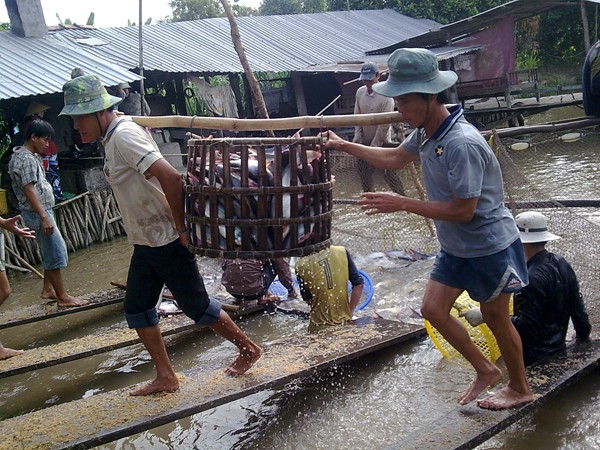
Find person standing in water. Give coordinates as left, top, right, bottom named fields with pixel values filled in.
left=321, top=48, right=532, bottom=410
left=60, top=73, right=262, bottom=396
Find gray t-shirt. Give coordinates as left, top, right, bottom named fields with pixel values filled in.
left=403, top=105, right=518, bottom=258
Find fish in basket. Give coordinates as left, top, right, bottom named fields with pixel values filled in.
left=185, top=136, right=333, bottom=259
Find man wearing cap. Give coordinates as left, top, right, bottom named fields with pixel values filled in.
left=461, top=211, right=591, bottom=366
left=117, top=82, right=151, bottom=116
left=322, top=48, right=533, bottom=410
left=60, top=74, right=262, bottom=396
left=353, top=62, right=404, bottom=195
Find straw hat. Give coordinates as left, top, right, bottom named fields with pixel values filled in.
left=24, top=101, right=50, bottom=118
left=373, top=48, right=458, bottom=98
left=515, top=211, right=561, bottom=244
left=59, top=74, right=123, bottom=116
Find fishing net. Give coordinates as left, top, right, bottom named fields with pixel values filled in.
left=328, top=123, right=600, bottom=326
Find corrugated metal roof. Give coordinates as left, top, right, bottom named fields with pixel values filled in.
left=54, top=9, right=440, bottom=74
left=0, top=9, right=439, bottom=101
left=369, top=0, right=583, bottom=54
left=0, top=31, right=141, bottom=100
left=296, top=45, right=480, bottom=73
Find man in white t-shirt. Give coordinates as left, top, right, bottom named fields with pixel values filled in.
left=353, top=62, right=404, bottom=195
left=60, top=74, right=262, bottom=396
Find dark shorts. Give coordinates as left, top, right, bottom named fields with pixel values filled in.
left=430, top=239, right=528, bottom=303
left=124, top=239, right=221, bottom=328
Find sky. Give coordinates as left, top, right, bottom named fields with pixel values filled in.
left=0, top=0, right=261, bottom=28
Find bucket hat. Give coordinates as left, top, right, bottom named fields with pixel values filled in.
left=515, top=211, right=561, bottom=244
left=373, top=48, right=458, bottom=98
left=359, top=62, right=379, bottom=81
left=25, top=101, right=50, bottom=118
left=59, top=74, right=123, bottom=116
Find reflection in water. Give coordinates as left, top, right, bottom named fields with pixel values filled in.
left=2, top=110, right=600, bottom=448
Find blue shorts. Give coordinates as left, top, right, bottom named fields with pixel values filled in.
left=124, top=239, right=222, bottom=328
left=21, top=209, right=68, bottom=270
left=430, top=239, right=528, bottom=303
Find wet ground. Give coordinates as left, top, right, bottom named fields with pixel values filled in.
left=1, top=108, right=599, bottom=449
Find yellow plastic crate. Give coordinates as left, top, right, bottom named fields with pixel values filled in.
left=0, top=189, right=8, bottom=215
left=425, top=291, right=513, bottom=365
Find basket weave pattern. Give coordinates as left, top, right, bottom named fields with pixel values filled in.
left=186, top=137, right=333, bottom=259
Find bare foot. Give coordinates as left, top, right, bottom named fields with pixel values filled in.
left=457, top=367, right=503, bottom=405
left=0, top=347, right=24, bottom=360
left=40, top=290, right=57, bottom=300
left=56, top=295, right=88, bottom=307
left=477, top=386, right=534, bottom=410
left=225, top=343, right=263, bottom=376
left=129, top=377, right=180, bottom=396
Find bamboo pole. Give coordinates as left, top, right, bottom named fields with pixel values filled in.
left=295, top=94, right=342, bottom=135
left=4, top=245, right=43, bottom=278
left=131, top=111, right=402, bottom=131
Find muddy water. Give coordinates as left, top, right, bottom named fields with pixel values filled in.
left=1, top=108, right=599, bottom=449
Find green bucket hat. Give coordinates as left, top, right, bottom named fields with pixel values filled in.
left=59, top=74, right=123, bottom=116
left=373, top=48, right=458, bottom=98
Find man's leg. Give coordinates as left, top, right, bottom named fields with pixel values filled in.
left=384, top=170, right=405, bottom=195
left=0, top=271, right=22, bottom=360
left=209, top=310, right=262, bottom=376
left=43, top=269, right=85, bottom=306
left=420, top=280, right=503, bottom=404
left=130, top=325, right=179, bottom=396
left=477, top=293, right=533, bottom=410
left=357, top=160, right=375, bottom=192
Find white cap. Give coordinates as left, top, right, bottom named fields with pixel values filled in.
left=515, top=211, right=561, bottom=244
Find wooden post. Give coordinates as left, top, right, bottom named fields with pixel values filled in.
left=219, top=0, right=275, bottom=137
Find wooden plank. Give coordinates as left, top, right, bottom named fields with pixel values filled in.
left=0, top=317, right=425, bottom=449
left=385, top=340, right=600, bottom=450
left=0, top=289, right=125, bottom=330
left=0, top=304, right=265, bottom=379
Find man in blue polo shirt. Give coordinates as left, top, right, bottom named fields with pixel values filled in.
left=322, top=48, right=532, bottom=411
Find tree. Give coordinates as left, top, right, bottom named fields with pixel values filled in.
left=260, top=0, right=327, bottom=16
left=169, top=0, right=224, bottom=20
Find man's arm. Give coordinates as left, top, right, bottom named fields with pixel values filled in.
left=145, top=159, right=187, bottom=245
left=271, top=258, right=296, bottom=297
left=359, top=192, right=478, bottom=223
left=0, top=216, right=35, bottom=239
left=324, top=130, right=418, bottom=170
left=22, top=183, right=54, bottom=235
left=560, top=260, right=592, bottom=341
left=346, top=250, right=364, bottom=313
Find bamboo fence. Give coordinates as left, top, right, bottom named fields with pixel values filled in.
left=2, top=190, right=126, bottom=275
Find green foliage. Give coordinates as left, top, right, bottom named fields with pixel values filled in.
left=536, top=8, right=585, bottom=66
left=0, top=22, right=9, bottom=31
left=516, top=49, right=540, bottom=70
left=86, top=12, right=95, bottom=26
left=390, top=0, right=505, bottom=24
left=260, top=0, right=327, bottom=16
left=169, top=0, right=224, bottom=21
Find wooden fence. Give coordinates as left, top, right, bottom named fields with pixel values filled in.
left=2, top=190, right=126, bottom=275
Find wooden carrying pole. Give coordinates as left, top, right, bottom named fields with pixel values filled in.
left=131, top=111, right=402, bottom=131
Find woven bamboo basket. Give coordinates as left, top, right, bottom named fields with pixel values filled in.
left=186, top=136, right=333, bottom=259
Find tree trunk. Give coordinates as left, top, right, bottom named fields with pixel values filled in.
left=582, top=0, right=591, bottom=51
left=220, top=0, right=275, bottom=137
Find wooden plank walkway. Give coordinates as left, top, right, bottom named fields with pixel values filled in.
left=0, top=288, right=124, bottom=330
left=0, top=317, right=424, bottom=450
left=385, top=340, right=600, bottom=450
left=0, top=303, right=265, bottom=379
